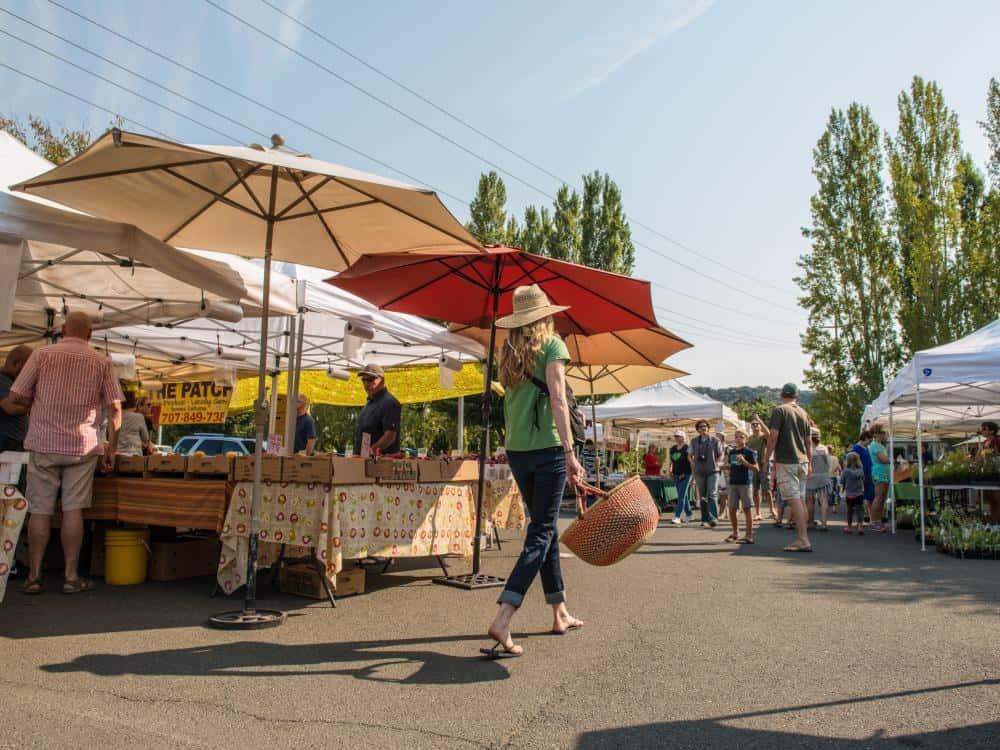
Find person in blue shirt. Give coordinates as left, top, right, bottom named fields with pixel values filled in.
left=293, top=394, right=317, bottom=454
left=849, top=430, right=874, bottom=522
left=725, top=428, right=758, bottom=543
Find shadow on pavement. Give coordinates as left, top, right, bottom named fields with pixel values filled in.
left=39, top=634, right=512, bottom=685
left=740, top=525, right=1000, bottom=613
left=575, top=719, right=1000, bottom=749
left=576, top=679, right=1000, bottom=748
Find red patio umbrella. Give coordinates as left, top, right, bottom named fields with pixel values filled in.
left=329, top=246, right=662, bottom=587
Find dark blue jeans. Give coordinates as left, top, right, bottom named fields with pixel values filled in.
left=499, top=447, right=567, bottom=608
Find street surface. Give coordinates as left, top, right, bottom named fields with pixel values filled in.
left=1, top=514, right=997, bottom=748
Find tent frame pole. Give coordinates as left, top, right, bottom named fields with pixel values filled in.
left=283, top=314, right=298, bottom=454
left=889, top=404, right=895, bottom=535
left=915, top=365, right=926, bottom=552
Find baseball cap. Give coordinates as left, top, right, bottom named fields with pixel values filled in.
left=358, top=363, right=385, bottom=380
left=780, top=382, right=798, bottom=397
left=673, top=430, right=685, bottom=437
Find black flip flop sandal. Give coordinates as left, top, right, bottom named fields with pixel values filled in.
left=480, top=641, right=523, bottom=659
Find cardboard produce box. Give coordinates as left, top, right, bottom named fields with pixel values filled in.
left=417, top=459, right=444, bottom=482
left=186, top=455, right=233, bottom=476
left=232, top=454, right=283, bottom=482
left=147, top=454, right=187, bottom=474
left=278, top=563, right=365, bottom=599
left=440, top=459, right=480, bottom=482
left=147, top=536, right=222, bottom=581
left=115, top=454, right=147, bottom=474
left=331, top=456, right=374, bottom=485
left=282, top=455, right=333, bottom=483
left=366, top=458, right=418, bottom=483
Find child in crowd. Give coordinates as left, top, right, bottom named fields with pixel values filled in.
left=725, top=428, right=758, bottom=543
left=841, top=452, right=866, bottom=534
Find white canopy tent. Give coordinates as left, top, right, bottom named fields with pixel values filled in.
left=861, top=318, right=1000, bottom=549
left=1, top=132, right=294, bottom=344
left=592, top=379, right=745, bottom=436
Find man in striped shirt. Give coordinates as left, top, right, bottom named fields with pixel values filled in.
left=7, top=311, right=123, bottom=594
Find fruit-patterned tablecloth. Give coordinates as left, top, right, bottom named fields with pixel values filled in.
left=216, top=478, right=525, bottom=595
left=1, top=485, right=28, bottom=603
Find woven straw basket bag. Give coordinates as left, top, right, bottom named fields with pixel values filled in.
left=559, top=476, right=659, bottom=566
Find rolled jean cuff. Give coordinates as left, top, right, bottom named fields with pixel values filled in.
left=497, top=589, right=524, bottom=607
left=544, top=590, right=566, bottom=605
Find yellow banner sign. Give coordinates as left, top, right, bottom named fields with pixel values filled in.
left=152, top=381, right=233, bottom=425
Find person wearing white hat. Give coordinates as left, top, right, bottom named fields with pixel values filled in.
left=483, top=284, right=585, bottom=659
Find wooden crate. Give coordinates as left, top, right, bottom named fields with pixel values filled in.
left=232, top=455, right=283, bottom=482
left=147, top=454, right=187, bottom=474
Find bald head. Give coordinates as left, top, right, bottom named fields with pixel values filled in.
left=2, top=345, right=32, bottom=377
left=63, top=311, right=93, bottom=341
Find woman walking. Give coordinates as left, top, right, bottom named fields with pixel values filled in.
left=484, top=285, right=586, bottom=659
left=668, top=430, right=694, bottom=524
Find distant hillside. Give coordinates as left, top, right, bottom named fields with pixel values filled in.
left=694, top=385, right=815, bottom=407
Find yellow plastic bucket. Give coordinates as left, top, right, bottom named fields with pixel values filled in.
left=104, top=529, right=149, bottom=585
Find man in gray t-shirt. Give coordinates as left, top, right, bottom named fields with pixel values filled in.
left=690, top=419, right=722, bottom=526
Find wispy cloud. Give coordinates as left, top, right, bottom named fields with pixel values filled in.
left=567, top=0, right=715, bottom=99
left=276, top=0, right=310, bottom=50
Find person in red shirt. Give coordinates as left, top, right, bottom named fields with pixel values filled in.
left=643, top=444, right=661, bottom=476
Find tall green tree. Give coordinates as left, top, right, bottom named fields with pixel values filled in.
left=466, top=171, right=517, bottom=245
left=1, top=114, right=93, bottom=164
left=982, top=77, right=1000, bottom=184
left=798, top=104, right=902, bottom=446
left=517, top=172, right=635, bottom=274
left=886, top=76, right=965, bottom=352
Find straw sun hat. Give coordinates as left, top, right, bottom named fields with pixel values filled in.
left=495, top=284, right=570, bottom=329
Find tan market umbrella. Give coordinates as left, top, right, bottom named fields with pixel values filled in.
left=567, top=364, right=687, bottom=485
left=14, top=129, right=481, bottom=627
left=449, top=324, right=691, bottom=365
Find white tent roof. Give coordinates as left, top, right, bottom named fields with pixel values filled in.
left=0, top=132, right=295, bottom=346
left=97, top=276, right=485, bottom=380
left=592, top=379, right=745, bottom=432
left=862, top=318, right=1000, bottom=435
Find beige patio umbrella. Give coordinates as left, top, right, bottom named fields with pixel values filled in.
left=14, top=129, right=481, bottom=627
left=567, top=363, right=687, bottom=486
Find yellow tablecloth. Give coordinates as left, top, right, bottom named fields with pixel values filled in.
left=1, top=485, right=28, bottom=603
left=216, top=475, right=524, bottom=595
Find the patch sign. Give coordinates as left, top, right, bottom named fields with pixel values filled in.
left=152, top=381, right=233, bottom=425
left=922, top=368, right=933, bottom=377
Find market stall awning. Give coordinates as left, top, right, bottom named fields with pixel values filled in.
left=593, top=378, right=745, bottom=433
left=862, top=318, right=1000, bottom=435
left=229, top=363, right=484, bottom=409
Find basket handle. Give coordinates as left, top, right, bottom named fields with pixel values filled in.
left=574, top=480, right=608, bottom=519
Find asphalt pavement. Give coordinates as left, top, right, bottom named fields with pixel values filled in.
left=1, top=510, right=997, bottom=749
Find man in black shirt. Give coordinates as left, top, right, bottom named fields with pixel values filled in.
left=0, top=346, right=32, bottom=451
left=355, top=364, right=402, bottom=455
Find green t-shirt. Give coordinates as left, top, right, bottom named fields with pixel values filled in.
left=747, top=434, right=768, bottom=465
left=503, top=336, right=570, bottom=452
left=869, top=441, right=890, bottom=483
left=767, top=402, right=811, bottom=465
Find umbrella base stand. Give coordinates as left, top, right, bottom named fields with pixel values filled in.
left=432, top=573, right=506, bottom=590
left=207, top=608, right=287, bottom=630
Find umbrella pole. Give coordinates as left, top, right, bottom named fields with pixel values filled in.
left=435, top=258, right=505, bottom=589
left=209, top=175, right=286, bottom=629
left=590, top=366, right=601, bottom=489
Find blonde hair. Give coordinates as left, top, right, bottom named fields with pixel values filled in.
left=844, top=452, right=861, bottom=469
left=498, top=317, right=555, bottom=389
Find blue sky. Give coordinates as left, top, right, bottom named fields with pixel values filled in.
left=2, top=0, right=997, bottom=386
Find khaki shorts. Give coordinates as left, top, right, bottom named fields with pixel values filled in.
left=774, top=463, right=807, bottom=502
left=26, top=452, right=99, bottom=515
left=729, top=484, right=753, bottom=510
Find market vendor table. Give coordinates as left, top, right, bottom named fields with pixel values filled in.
left=1, top=484, right=28, bottom=603
left=216, top=473, right=524, bottom=596
left=86, top=477, right=231, bottom=533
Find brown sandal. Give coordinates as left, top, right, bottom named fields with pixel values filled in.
left=21, top=578, right=43, bottom=595
left=62, top=577, right=96, bottom=594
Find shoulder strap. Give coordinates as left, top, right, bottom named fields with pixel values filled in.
left=530, top=376, right=549, bottom=396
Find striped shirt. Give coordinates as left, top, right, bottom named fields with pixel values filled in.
left=11, top=338, right=124, bottom=456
